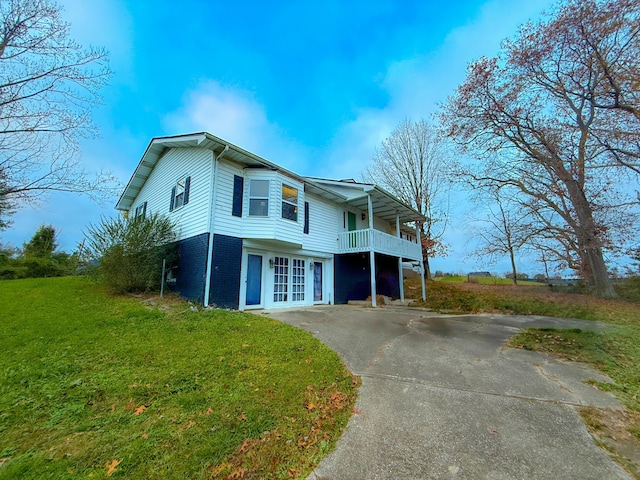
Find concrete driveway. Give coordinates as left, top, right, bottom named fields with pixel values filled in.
left=264, top=305, right=630, bottom=480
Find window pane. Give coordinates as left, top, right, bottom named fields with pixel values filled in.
left=282, top=202, right=298, bottom=221
left=282, top=184, right=298, bottom=204
left=249, top=198, right=269, bottom=216
left=175, top=192, right=185, bottom=208
left=250, top=180, right=269, bottom=197
left=274, top=256, right=288, bottom=302
left=292, top=258, right=305, bottom=302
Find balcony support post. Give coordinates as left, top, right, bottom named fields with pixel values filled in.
left=416, top=225, right=426, bottom=301
left=368, top=194, right=377, bottom=307
left=396, top=213, right=404, bottom=302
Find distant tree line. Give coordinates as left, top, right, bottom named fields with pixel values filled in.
left=0, top=225, right=79, bottom=279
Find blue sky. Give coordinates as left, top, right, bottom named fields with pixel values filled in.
left=2, top=0, right=560, bottom=275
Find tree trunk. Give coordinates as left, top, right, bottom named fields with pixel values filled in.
left=571, top=189, right=616, bottom=298
left=586, top=245, right=616, bottom=298
left=509, top=246, right=518, bottom=286
left=555, top=163, right=617, bottom=298
left=423, top=254, right=432, bottom=280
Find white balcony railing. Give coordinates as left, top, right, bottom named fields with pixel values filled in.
left=337, top=228, right=421, bottom=260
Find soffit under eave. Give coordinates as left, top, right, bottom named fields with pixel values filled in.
left=345, top=193, right=424, bottom=224
left=115, top=144, right=166, bottom=211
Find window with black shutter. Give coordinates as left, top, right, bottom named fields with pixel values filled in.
left=169, top=176, right=191, bottom=211
left=134, top=201, right=147, bottom=219
left=232, top=175, right=243, bottom=217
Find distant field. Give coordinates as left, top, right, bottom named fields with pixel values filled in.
left=0, top=277, right=357, bottom=479
left=434, top=275, right=543, bottom=286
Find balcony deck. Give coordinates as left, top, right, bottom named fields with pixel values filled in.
left=337, top=228, right=421, bottom=260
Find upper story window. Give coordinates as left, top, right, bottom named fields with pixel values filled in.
left=249, top=179, right=269, bottom=216
left=281, top=184, right=298, bottom=221
left=170, top=176, right=190, bottom=211
left=134, top=201, right=147, bottom=220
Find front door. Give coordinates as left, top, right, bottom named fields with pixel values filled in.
left=348, top=211, right=356, bottom=231
left=347, top=211, right=357, bottom=248
left=246, top=254, right=262, bottom=307
left=313, top=262, right=323, bottom=302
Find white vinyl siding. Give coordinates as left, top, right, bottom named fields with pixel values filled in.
left=130, top=147, right=213, bottom=240
left=212, top=160, right=244, bottom=238
left=213, top=162, right=308, bottom=245
left=242, top=171, right=279, bottom=239
left=239, top=171, right=304, bottom=246
left=373, top=214, right=394, bottom=234
left=301, top=192, right=339, bottom=253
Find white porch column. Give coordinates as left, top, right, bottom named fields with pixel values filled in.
left=416, top=225, right=426, bottom=301
left=368, top=194, right=377, bottom=307
left=396, top=213, right=404, bottom=302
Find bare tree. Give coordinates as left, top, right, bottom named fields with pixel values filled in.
left=0, top=168, right=13, bottom=230
left=363, top=118, right=450, bottom=279
left=441, top=0, right=640, bottom=298
left=468, top=188, right=530, bottom=285
left=0, top=0, right=114, bottom=228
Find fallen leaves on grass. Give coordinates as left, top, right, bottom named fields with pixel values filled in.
left=209, top=384, right=356, bottom=479
left=105, top=459, right=121, bottom=477
left=227, top=467, right=248, bottom=479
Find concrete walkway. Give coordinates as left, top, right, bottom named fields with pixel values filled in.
left=264, top=305, right=630, bottom=480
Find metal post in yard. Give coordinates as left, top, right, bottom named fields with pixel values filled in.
left=160, top=258, right=166, bottom=297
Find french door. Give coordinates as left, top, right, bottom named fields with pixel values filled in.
left=273, top=256, right=305, bottom=305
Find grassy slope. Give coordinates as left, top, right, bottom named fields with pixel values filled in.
left=0, top=277, right=357, bottom=479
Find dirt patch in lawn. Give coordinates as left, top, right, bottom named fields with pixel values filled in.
left=580, top=407, right=640, bottom=478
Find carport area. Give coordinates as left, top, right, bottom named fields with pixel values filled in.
left=264, top=305, right=630, bottom=480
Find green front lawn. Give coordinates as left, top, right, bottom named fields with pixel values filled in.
left=0, top=277, right=357, bottom=479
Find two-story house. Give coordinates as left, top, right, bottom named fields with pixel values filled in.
left=116, top=132, right=426, bottom=310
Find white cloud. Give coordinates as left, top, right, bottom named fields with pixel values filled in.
left=164, top=82, right=270, bottom=150
left=163, top=81, right=311, bottom=173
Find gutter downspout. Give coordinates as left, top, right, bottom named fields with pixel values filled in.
left=396, top=213, right=404, bottom=302
left=204, top=145, right=229, bottom=307
left=368, top=194, right=377, bottom=307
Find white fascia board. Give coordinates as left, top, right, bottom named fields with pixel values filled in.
left=115, top=133, right=208, bottom=211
